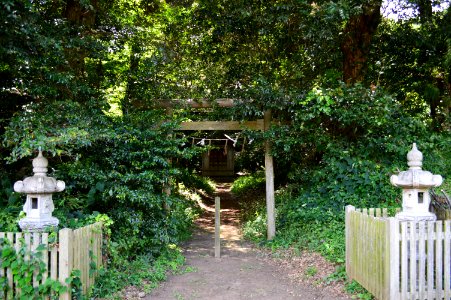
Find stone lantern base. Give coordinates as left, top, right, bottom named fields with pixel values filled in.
left=395, top=211, right=436, bottom=222
left=18, top=216, right=59, bottom=232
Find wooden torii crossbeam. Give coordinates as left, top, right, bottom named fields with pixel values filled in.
left=154, top=98, right=236, bottom=108
left=160, top=99, right=275, bottom=240
left=179, top=119, right=264, bottom=131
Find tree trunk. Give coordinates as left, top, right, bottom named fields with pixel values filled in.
left=417, top=0, right=433, bottom=24
left=122, top=43, right=141, bottom=115
left=63, top=0, right=98, bottom=76
left=341, top=1, right=382, bottom=84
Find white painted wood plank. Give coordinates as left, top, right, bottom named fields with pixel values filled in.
left=401, top=222, right=408, bottom=300
left=59, top=228, right=73, bottom=300
left=374, top=217, right=380, bottom=297
left=50, top=241, right=58, bottom=280
left=356, top=212, right=362, bottom=283
left=444, top=221, right=451, bottom=300
left=427, top=221, right=434, bottom=300
left=377, top=218, right=385, bottom=299
left=367, top=215, right=373, bottom=294
left=363, top=212, right=368, bottom=289
left=41, top=233, right=49, bottom=284
left=345, top=206, right=355, bottom=279
left=436, top=221, right=443, bottom=300
left=418, top=222, right=426, bottom=300
left=32, top=232, right=40, bottom=287
left=388, top=218, right=400, bottom=300
left=408, top=222, right=416, bottom=300
left=15, top=232, right=23, bottom=296
left=6, top=232, right=14, bottom=300
left=0, top=232, right=4, bottom=290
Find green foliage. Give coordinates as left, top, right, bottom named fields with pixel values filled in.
left=92, top=245, right=186, bottom=298
left=345, top=280, right=374, bottom=300
left=0, top=238, right=67, bottom=299
left=242, top=211, right=267, bottom=243
left=67, top=269, right=86, bottom=300
left=369, top=8, right=451, bottom=128
left=179, top=172, right=216, bottom=195
left=0, top=171, right=22, bottom=232
left=233, top=172, right=267, bottom=242
left=231, top=171, right=265, bottom=196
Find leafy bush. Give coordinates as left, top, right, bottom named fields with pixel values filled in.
left=231, top=171, right=266, bottom=196
left=242, top=211, right=267, bottom=243
left=0, top=171, right=22, bottom=232
left=91, top=245, right=186, bottom=298
left=179, top=171, right=216, bottom=195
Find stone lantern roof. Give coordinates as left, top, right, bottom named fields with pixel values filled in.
left=390, top=143, right=442, bottom=189
left=14, top=151, right=65, bottom=194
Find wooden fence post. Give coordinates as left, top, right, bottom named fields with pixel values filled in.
left=59, top=228, right=73, bottom=300
left=215, top=197, right=221, bottom=258
left=387, top=218, right=399, bottom=300
left=345, top=205, right=355, bottom=280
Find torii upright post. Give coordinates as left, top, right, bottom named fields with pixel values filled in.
left=264, top=110, right=275, bottom=240
left=163, top=107, right=172, bottom=211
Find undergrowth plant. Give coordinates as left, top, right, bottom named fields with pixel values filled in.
left=0, top=238, right=69, bottom=299
left=91, top=244, right=187, bottom=298
left=231, top=171, right=265, bottom=196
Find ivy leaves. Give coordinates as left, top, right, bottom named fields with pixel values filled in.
left=0, top=239, right=67, bottom=299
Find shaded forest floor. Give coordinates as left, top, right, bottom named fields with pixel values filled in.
left=126, top=180, right=352, bottom=299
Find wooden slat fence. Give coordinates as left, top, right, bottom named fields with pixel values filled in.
left=0, top=222, right=102, bottom=299
left=346, top=205, right=451, bottom=300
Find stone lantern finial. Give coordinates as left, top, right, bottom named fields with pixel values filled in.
left=407, top=143, right=422, bottom=170
left=32, top=150, right=48, bottom=175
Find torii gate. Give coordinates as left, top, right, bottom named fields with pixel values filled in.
left=155, top=99, right=276, bottom=240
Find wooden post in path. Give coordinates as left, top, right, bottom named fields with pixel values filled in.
left=215, top=196, right=221, bottom=258
left=264, top=110, right=275, bottom=240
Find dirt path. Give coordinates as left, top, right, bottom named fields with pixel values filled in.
left=147, top=182, right=351, bottom=300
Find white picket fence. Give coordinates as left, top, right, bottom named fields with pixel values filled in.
left=0, top=222, right=103, bottom=299
left=346, top=205, right=451, bottom=300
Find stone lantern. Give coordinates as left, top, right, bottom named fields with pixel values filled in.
left=390, top=143, right=443, bottom=222
left=14, top=150, right=65, bottom=232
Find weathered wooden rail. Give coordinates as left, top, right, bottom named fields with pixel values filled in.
left=0, top=222, right=103, bottom=299
left=346, top=205, right=451, bottom=300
